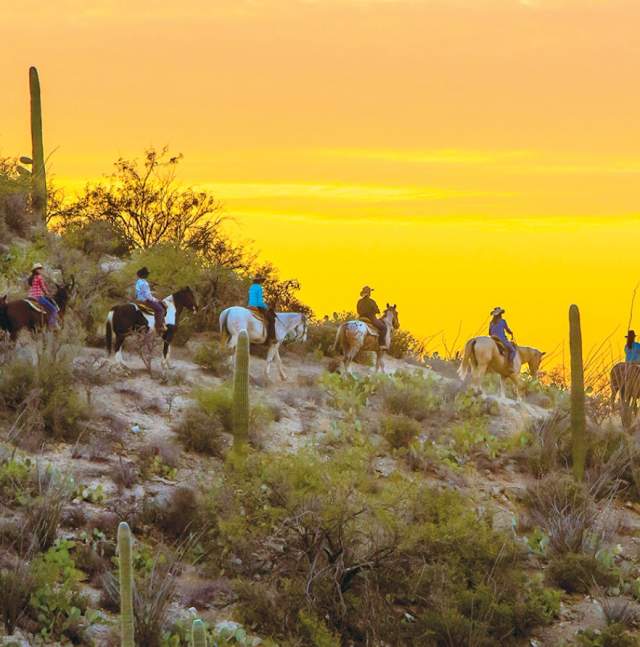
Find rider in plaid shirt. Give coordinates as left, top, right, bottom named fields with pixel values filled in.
left=27, top=263, right=58, bottom=328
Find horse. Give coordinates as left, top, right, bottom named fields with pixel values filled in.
left=333, top=304, right=400, bottom=374
left=218, top=307, right=308, bottom=381
left=0, top=280, right=75, bottom=341
left=458, top=336, right=545, bottom=400
left=610, top=362, right=640, bottom=426
left=105, top=287, right=197, bottom=370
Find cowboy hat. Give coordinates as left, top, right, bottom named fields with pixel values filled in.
left=137, top=267, right=149, bottom=278
left=253, top=275, right=266, bottom=283
left=31, top=262, right=44, bottom=272
left=490, top=307, right=505, bottom=316
left=626, top=330, right=636, bottom=339
left=360, top=286, right=374, bottom=296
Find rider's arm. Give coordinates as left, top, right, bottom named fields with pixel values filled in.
left=504, top=321, right=514, bottom=337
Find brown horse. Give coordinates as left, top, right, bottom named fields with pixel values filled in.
left=334, top=304, right=400, bottom=373
left=458, top=336, right=545, bottom=399
left=0, top=281, right=74, bottom=341
left=610, top=362, right=640, bottom=425
left=105, top=287, right=197, bottom=369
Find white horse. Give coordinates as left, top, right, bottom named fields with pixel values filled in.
left=218, top=307, right=307, bottom=380
left=334, top=304, right=399, bottom=374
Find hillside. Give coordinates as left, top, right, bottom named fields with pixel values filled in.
left=2, top=324, right=640, bottom=646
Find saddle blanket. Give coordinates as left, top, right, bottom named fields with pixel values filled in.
left=129, top=297, right=176, bottom=328
left=22, top=298, right=58, bottom=314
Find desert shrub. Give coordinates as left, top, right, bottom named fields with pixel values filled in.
left=208, top=447, right=558, bottom=645
left=60, top=220, right=129, bottom=258
left=321, top=372, right=382, bottom=417
left=193, top=339, right=231, bottom=376
left=380, top=413, right=421, bottom=449
left=380, top=370, right=440, bottom=421
left=515, top=411, right=571, bottom=477
left=388, top=328, right=425, bottom=360
left=0, top=456, right=34, bottom=505
left=0, top=560, right=36, bottom=634
left=154, top=487, right=202, bottom=539
left=174, top=406, right=225, bottom=456
left=577, top=624, right=639, bottom=647
left=304, top=319, right=341, bottom=357
left=0, top=358, right=36, bottom=409
left=29, top=539, right=90, bottom=643
left=547, top=553, right=616, bottom=594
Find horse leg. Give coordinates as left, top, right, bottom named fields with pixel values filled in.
left=161, top=327, right=175, bottom=370
left=275, top=344, right=287, bottom=381
left=265, top=343, right=278, bottom=381
left=375, top=350, right=384, bottom=372
left=498, top=376, right=506, bottom=399
left=510, top=375, right=522, bottom=401
left=114, top=334, right=127, bottom=366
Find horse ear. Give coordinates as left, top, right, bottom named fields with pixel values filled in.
left=540, top=351, right=546, bottom=356
left=393, top=304, right=397, bottom=309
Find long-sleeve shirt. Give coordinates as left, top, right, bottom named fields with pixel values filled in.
left=28, top=274, right=48, bottom=298
left=625, top=342, right=640, bottom=363
left=248, top=283, right=266, bottom=308
left=135, top=278, right=153, bottom=301
left=357, top=296, right=380, bottom=320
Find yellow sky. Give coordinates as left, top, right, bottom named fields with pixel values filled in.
left=2, top=0, right=640, bottom=366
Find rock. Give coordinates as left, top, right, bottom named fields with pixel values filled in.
left=99, top=255, right=127, bottom=273
left=492, top=509, right=516, bottom=533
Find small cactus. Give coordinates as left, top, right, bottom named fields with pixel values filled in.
left=232, top=330, right=250, bottom=448
left=29, top=66, right=47, bottom=223
left=117, top=521, right=135, bottom=647
left=569, top=304, right=586, bottom=481
left=191, top=618, right=208, bottom=647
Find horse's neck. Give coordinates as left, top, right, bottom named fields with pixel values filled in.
left=276, top=312, right=302, bottom=331
left=381, top=311, right=394, bottom=327
left=517, top=346, right=535, bottom=362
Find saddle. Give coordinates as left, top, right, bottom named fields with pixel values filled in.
left=132, top=301, right=166, bottom=316
left=358, top=317, right=381, bottom=338
left=491, top=336, right=510, bottom=357
left=247, top=306, right=267, bottom=323
left=23, top=298, right=50, bottom=315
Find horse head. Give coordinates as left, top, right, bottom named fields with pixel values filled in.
left=175, top=286, right=198, bottom=313
left=527, top=349, right=546, bottom=377
left=384, top=303, right=400, bottom=330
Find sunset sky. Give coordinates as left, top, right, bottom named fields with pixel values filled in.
left=2, top=0, right=640, bottom=366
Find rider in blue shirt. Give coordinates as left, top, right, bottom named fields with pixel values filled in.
left=248, top=276, right=276, bottom=343
left=489, top=306, right=516, bottom=371
left=625, top=330, right=640, bottom=363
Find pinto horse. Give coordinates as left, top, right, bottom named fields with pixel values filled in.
left=0, top=280, right=74, bottom=341
left=458, top=336, right=545, bottom=400
left=334, top=304, right=400, bottom=374
left=218, top=306, right=307, bottom=381
left=105, top=287, right=197, bottom=369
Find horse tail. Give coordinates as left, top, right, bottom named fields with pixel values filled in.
left=458, top=339, right=477, bottom=380
left=333, top=323, right=345, bottom=354
left=106, top=309, right=114, bottom=355
left=219, top=309, right=230, bottom=345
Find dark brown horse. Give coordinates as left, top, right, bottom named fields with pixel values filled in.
left=0, top=281, right=74, bottom=341
left=105, top=287, right=197, bottom=369
left=611, top=362, right=640, bottom=426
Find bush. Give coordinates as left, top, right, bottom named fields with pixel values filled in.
left=0, top=561, right=36, bottom=634
left=380, top=371, right=440, bottom=421
left=193, top=339, right=231, bottom=377
left=380, top=413, right=421, bottom=449
left=155, top=487, right=202, bottom=539
left=547, top=553, right=616, bottom=594
left=388, top=328, right=424, bottom=360
left=577, top=624, right=639, bottom=647
left=174, top=406, right=226, bottom=456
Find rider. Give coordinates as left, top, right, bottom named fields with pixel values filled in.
left=489, top=306, right=516, bottom=371
left=356, top=286, right=389, bottom=349
left=27, top=262, right=58, bottom=329
left=135, top=267, right=165, bottom=333
left=625, top=330, right=640, bottom=363
left=248, top=276, right=276, bottom=344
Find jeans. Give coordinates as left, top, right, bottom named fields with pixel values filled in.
left=37, top=296, right=58, bottom=327
left=145, top=299, right=165, bottom=330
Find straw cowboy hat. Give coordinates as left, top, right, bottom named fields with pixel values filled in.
left=490, top=307, right=505, bottom=316
left=360, top=286, right=374, bottom=297
left=31, top=262, right=44, bottom=272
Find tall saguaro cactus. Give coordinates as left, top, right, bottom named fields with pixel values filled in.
left=232, top=330, right=250, bottom=448
left=569, top=304, right=586, bottom=481
left=117, top=522, right=135, bottom=647
left=191, top=619, right=208, bottom=647
left=29, top=66, right=47, bottom=223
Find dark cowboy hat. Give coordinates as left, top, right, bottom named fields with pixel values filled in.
left=490, top=307, right=505, bottom=317
left=253, top=275, right=266, bottom=283
left=626, top=330, right=636, bottom=339
left=137, top=267, right=150, bottom=278
left=360, top=286, right=374, bottom=296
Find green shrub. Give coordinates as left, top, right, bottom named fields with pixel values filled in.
left=61, top=220, right=129, bottom=258
left=380, top=413, right=421, bottom=449
left=380, top=371, right=440, bottom=421
left=193, top=340, right=231, bottom=377
left=577, top=624, right=639, bottom=647
left=547, top=553, right=616, bottom=593
left=0, top=561, right=36, bottom=634
left=174, top=406, right=225, bottom=456
left=388, top=328, right=424, bottom=360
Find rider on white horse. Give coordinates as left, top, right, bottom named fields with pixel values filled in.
left=356, top=286, right=390, bottom=349
left=248, top=276, right=276, bottom=344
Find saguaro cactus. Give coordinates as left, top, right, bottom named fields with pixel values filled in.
left=29, top=66, right=47, bottom=223
left=117, top=522, right=135, bottom=647
left=232, top=330, right=250, bottom=448
left=569, top=304, right=586, bottom=481
left=191, top=618, right=208, bottom=647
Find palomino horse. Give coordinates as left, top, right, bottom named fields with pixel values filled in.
left=458, top=336, right=545, bottom=399
left=218, top=307, right=307, bottom=381
left=105, top=287, right=197, bottom=369
left=0, top=281, right=74, bottom=341
left=610, top=362, right=640, bottom=426
left=334, top=304, right=400, bottom=374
